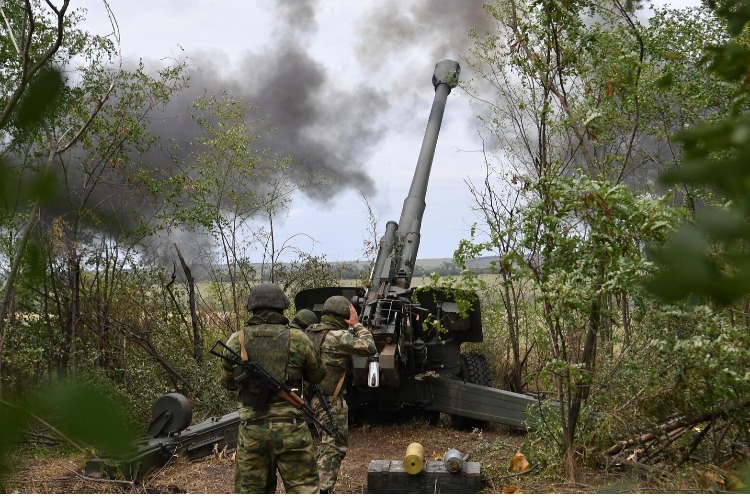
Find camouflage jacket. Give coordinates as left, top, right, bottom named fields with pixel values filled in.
left=221, top=312, right=325, bottom=421
left=307, top=315, right=376, bottom=397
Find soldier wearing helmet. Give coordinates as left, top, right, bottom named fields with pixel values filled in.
left=291, top=308, right=318, bottom=331
left=305, top=295, right=376, bottom=494
left=220, top=283, right=325, bottom=494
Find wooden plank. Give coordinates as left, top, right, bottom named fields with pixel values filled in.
left=367, top=460, right=481, bottom=494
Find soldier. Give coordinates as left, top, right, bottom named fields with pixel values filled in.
left=291, top=309, right=318, bottom=332
left=220, top=283, right=326, bottom=494
left=306, top=295, right=376, bottom=494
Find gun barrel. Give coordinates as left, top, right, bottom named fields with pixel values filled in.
left=397, top=63, right=458, bottom=232
left=369, top=60, right=460, bottom=294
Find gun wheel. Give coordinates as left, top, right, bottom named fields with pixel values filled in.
left=451, top=353, right=491, bottom=430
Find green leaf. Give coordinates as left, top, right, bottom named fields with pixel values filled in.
left=696, top=206, right=746, bottom=241
left=645, top=226, right=718, bottom=302
left=23, top=239, right=45, bottom=283
left=655, top=72, right=674, bottom=89
left=33, top=382, right=136, bottom=456
left=0, top=404, right=30, bottom=482
left=15, top=67, right=65, bottom=129
left=27, top=169, right=60, bottom=205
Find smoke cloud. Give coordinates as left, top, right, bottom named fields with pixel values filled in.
left=138, top=0, right=493, bottom=204
left=61, top=0, right=495, bottom=270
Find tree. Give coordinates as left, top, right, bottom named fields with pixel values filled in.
left=1, top=0, right=75, bottom=361
left=648, top=0, right=750, bottom=305
left=0, top=1, right=193, bottom=468
left=642, top=0, right=750, bottom=466
left=0, top=0, right=191, bottom=386
left=167, top=91, right=330, bottom=331
left=0, top=0, right=116, bottom=385
left=275, top=252, right=341, bottom=305
left=460, top=0, right=728, bottom=480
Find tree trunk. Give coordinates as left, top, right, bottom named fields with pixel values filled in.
left=66, top=248, right=81, bottom=375
left=564, top=446, right=578, bottom=483
left=621, top=291, right=631, bottom=347
left=564, top=293, right=602, bottom=483
left=501, top=270, right=523, bottom=392
left=175, top=244, right=202, bottom=365
left=0, top=218, right=37, bottom=382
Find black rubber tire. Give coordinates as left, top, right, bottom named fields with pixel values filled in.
left=462, top=353, right=491, bottom=386
left=451, top=353, right=491, bottom=430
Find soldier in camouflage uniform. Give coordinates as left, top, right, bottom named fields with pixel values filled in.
left=220, top=284, right=326, bottom=494
left=306, top=296, right=376, bottom=493
left=291, top=309, right=318, bottom=332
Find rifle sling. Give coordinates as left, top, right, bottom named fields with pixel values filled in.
left=239, top=329, right=248, bottom=362
left=332, top=373, right=346, bottom=399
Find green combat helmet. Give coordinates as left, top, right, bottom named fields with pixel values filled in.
left=292, top=309, right=317, bottom=329
left=246, top=283, right=290, bottom=312
left=322, top=295, right=351, bottom=319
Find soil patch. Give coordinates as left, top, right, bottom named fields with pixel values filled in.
left=7, top=413, right=718, bottom=494
left=5, top=415, right=531, bottom=494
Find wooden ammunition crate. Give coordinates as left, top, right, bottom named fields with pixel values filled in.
left=367, top=459, right=482, bottom=494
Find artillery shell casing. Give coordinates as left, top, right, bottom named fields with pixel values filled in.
left=404, top=442, right=424, bottom=475
left=444, top=448, right=463, bottom=473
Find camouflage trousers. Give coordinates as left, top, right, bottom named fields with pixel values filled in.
left=311, top=395, right=349, bottom=492
left=234, top=417, right=319, bottom=494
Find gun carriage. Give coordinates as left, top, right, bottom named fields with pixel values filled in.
left=294, top=60, right=537, bottom=429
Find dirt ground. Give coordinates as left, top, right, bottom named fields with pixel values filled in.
left=6, top=413, right=737, bottom=494
left=3, top=415, right=542, bottom=494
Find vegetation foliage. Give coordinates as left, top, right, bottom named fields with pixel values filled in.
left=1, top=0, right=750, bottom=493
left=449, top=0, right=750, bottom=486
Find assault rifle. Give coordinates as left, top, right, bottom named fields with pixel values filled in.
left=309, top=383, right=343, bottom=442
left=209, top=339, right=339, bottom=439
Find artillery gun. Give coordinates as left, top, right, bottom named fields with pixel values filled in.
left=295, top=60, right=538, bottom=428
left=82, top=60, right=539, bottom=483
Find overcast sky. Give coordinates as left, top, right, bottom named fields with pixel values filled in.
left=74, top=0, right=696, bottom=263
